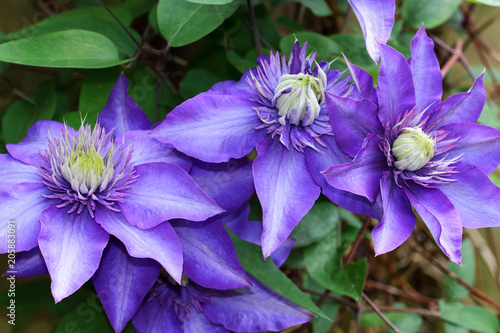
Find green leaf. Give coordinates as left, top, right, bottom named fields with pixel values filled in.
left=465, top=0, right=500, bottom=6
left=226, top=51, right=257, bottom=73
left=292, top=0, right=332, bottom=17
left=2, top=81, right=57, bottom=143
left=280, top=32, right=340, bottom=62
left=389, top=314, right=423, bottom=333
left=445, top=239, right=475, bottom=301
left=54, top=297, right=115, bottom=333
left=439, top=300, right=500, bottom=333
left=402, top=0, right=462, bottom=29
left=184, top=0, right=235, bottom=4
left=7, top=6, right=140, bottom=56
left=478, top=101, right=500, bottom=129
left=228, top=228, right=332, bottom=321
left=123, top=0, right=158, bottom=17
left=54, top=111, right=97, bottom=130
left=304, top=227, right=367, bottom=301
left=179, top=68, right=222, bottom=100
left=157, top=0, right=239, bottom=47
left=0, top=30, right=9, bottom=72
left=79, top=68, right=122, bottom=117
left=291, top=201, right=339, bottom=248
left=0, top=30, right=128, bottom=68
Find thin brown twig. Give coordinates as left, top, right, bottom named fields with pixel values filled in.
left=295, top=216, right=372, bottom=333
left=93, top=0, right=142, bottom=51
left=340, top=6, right=352, bottom=33
left=363, top=305, right=440, bottom=318
left=362, top=293, right=402, bottom=333
left=441, top=39, right=464, bottom=78
left=431, top=34, right=476, bottom=80
left=365, top=279, right=437, bottom=306
left=411, top=240, right=500, bottom=312
left=246, top=0, right=262, bottom=55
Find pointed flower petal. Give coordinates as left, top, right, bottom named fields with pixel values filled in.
left=409, top=26, right=443, bottom=111
left=405, top=184, right=462, bottom=264
left=377, top=44, right=416, bottom=127
left=254, top=137, right=321, bottom=258
left=95, top=207, right=183, bottom=284
left=150, top=94, right=267, bottom=163
left=438, top=123, right=500, bottom=175
left=0, top=183, right=52, bottom=253
left=348, top=0, right=395, bottom=63
left=0, top=154, right=41, bottom=189
left=326, top=94, right=381, bottom=157
left=119, top=163, right=223, bottom=229
left=429, top=74, right=485, bottom=128
left=305, top=135, right=384, bottom=219
left=10, top=247, right=48, bottom=278
left=132, top=291, right=183, bottom=333
left=93, top=239, right=161, bottom=333
left=117, top=130, right=192, bottom=172
left=38, top=206, right=109, bottom=302
left=99, top=73, right=151, bottom=136
left=323, top=134, right=386, bottom=202
left=203, top=277, right=313, bottom=332
left=189, top=158, right=254, bottom=213
left=436, top=162, right=500, bottom=229
left=171, top=218, right=251, bottom=290
left=6, top=120, right=75, bottom=166
left=372, top=172, right=415, bottom=255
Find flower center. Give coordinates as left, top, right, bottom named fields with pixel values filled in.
left=60, top=128, right=114, bottom=196
left=391, top=127, right=435, bottom=171
left=273, top=72, right=325, bottom=126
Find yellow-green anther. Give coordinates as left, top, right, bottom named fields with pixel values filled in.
left=60, top=129, right=114, bottom=196
left=273, top=69, right=326, bottom=126
left=392, top=127, right=435, bottom=171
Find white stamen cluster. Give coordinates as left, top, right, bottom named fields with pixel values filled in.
left=272, top=68, right=326, bottom=126
left=392, top=127, right=435, bottom=171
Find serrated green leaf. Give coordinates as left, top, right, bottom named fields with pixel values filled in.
left=465, top=0, right=500, bottom=5
left=228, top=228, right=332, bottom=321
left=439, top=300, right=500, bottom=333
left=445, top=239, right=475, bottom=301
left=157, top=0, right=239, bottom=47
left=402, top=0, right=462, bottom=29
left=0, top=30, right=129, bottom=68
left=291, top=201, right=339, bottom=248
left=8, top=6, right=140, bottom=56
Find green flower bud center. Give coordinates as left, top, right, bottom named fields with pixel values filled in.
left=71, top=148, right=105, bottom=176
left=392, top=127, right=435, bottom=171
left=274, top=72, right=325, bottom=126
left=60, top=130, right=114, bottom=196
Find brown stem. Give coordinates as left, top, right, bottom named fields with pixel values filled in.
left=440, top=39, right=464, bottom=78
left=365, top=279, right=437, bottom=306
left=93, top=0, right=142, bottom=51
left=364, top=305, right=440, bottom=318
left=246, top=0, right=262, bottom=55
left=295, top=216, right=372, bottom=332
left=362, top=293, right=402, bottom=333
left=411, top=240, right=500, bottom=312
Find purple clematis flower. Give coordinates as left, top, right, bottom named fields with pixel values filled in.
left=0, top=73, right=226, bottom=302
left=347, top=0, right=395, bottom=62
left=10, top=154, right=256, bottom=333
left=151, top=41, right=382, bottom=258
left=323, top=27, right=500, bottom=264
left=131, top=216, right=311, bottom=333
